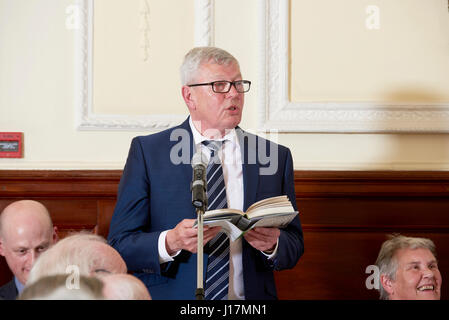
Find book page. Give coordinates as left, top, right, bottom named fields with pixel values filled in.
left=203, top=208, right=243, bottom=219
left=246, top=195, right=289, bottom=212
left=249, top=212, right=298, bottom=229
left=247, top=206, right=295, bottom=219
left=201, top=219, right=244, bottom=241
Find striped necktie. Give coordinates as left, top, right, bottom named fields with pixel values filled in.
left=202, top=140, right=230, bottom=300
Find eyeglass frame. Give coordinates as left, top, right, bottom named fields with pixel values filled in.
left=187, top=80, right=251, bottom=93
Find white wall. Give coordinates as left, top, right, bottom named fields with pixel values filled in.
left=1, top=0, right=449, bottom=170
left=0, top=0, right=139, bottom=168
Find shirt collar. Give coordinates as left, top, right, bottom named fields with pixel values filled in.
left=14, top=276, right=25, bottom=294
left=189, top=117, right=237, bottom=146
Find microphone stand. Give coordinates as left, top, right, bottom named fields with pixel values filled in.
left=195, top=204, right=206, bottom=300
left=191, top=151, right=207, bottom=300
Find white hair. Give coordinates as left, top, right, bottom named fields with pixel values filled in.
left=19, top=274, right=104, bottom=300
left=179, top=46, right=239, bottom=85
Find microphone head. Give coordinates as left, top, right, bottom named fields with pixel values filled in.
left=191, top=150, right=207, bottom=168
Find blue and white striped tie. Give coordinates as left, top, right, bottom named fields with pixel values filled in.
left=203, top=140, right=230, bottom=300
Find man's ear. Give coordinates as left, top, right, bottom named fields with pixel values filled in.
left=380, top=274, right=394, bottom=296
left=0, top=238, right=5, bottom=256
left=52, top=226, right=59, bottom=244
left=182, top=86, right=196, bottom=111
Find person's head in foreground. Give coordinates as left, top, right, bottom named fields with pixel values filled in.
left=27, top=232, right=127, bottom=285
left=99, top=273, right=151, bottom=300
left=18, top=274, right=104, bottom=300
left=376, top=234, right=442, bottom=300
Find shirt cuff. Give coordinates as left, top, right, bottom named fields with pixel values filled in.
left=158, top=230, right=181, bottom=264
left=261, top=238, right=279, bottom=260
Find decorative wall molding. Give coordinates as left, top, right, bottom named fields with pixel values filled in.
left=139, top=0, right=151, bottom=62
left=194, top=0, right=214, bottom=46
left=75, top=0, right=214, bottom=131
left=259, top=0, right=449, bottom=133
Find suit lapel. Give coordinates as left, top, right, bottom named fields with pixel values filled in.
left=174, top=116, right=195, bottom=162
left=236, top=128, right=259, bottom=211
left=174, top=117, right=196, bottom=218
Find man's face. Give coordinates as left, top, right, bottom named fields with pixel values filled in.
left=0, top=221, right=57, bottom=285
left=386, top=248, right=442, bottom=300
left=184, top=61, right=245, bottom=137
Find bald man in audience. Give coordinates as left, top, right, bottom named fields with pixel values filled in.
left=100, top=273, right=151, bottom=300
left=26, top=233, right=127, bottom=285
left=0, top=200, right=58, bottom=300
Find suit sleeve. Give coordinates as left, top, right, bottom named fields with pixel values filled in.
left=272, top=148, right=304, bottom=271
left=107, top=137, right=162, bottom=274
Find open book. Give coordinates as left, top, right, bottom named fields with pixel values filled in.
left=195, top=195, right=299, bottom=241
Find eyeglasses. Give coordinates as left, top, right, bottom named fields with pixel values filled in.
left=187, top=80, right=251, bottom=93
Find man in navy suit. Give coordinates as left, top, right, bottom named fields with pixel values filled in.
left=108, top=47, right=304, bottom=300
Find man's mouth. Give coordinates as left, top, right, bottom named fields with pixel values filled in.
left=228, top=106, right=238, bottom=111
left=417, top=285, right=435, bottom=292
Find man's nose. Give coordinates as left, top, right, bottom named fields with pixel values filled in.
left=226, top=83, right=240, bottom=97
left=27, top=250, right=37, bottom=266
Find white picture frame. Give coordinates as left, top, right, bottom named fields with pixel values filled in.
left=75, top=0, right=214, bottom=131
left=258, top=0, right=449, bottom=133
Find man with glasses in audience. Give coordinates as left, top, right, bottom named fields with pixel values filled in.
left=108, top=47, right=304, bottom=300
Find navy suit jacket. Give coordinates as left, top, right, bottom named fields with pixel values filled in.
left=108, top=118, right=304, bottom=300
left=0, top=280, right=18, bottom=300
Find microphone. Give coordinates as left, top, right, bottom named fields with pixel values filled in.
left=191, top=150, right=208, bottom=210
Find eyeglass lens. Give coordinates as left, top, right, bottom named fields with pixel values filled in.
left=212, top=81, right=249, bottom=93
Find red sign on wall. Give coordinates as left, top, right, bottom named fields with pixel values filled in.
left=0, top=132, right=23, bottom=158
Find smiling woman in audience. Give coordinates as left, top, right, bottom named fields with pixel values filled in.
left=376, top=234, right=442, bottom=300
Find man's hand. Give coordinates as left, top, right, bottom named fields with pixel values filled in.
left=166, top=219, right=221, bottom=255
left=244, top=227, right=280, bottom=253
